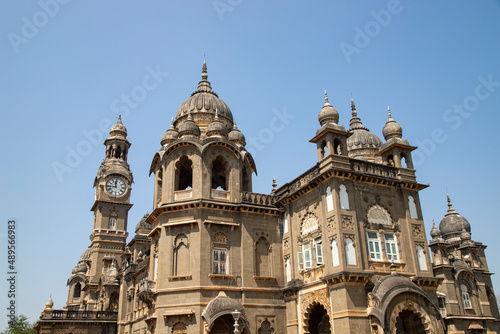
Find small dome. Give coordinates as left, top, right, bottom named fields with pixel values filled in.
left=206, top=111, right=228, bottom=138
left=178, top=112, right=200, bottom=137
left=44, top=296, right=54, bottom=309
left=347, top=99, right=382, bottom=158
left=202, top=291, right=246, bottom=327
left=135, top=214, right=152, bottom=233
left=439, top=194, right=470, bottom=239
left=382, top=107, right=403, bottom=141
left=79, top=247, right=92, bottom=262
left=72, top=262, right=87, bottom=274
left=161, top=119, right=179, bottom=145
left=228, top=123, right=246, bottom=146
left=318, top=91, right=339, bottom=126
left=174, top=60, right=233, bottom=128
left=110, top=115, right=127, bottom=138
left=430, top=220, right=441, bottom=239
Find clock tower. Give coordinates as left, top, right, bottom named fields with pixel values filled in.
left=65, top=116, right=133, bottom=311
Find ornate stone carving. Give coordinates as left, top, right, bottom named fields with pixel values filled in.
left=283, top=238, right=289, bottom=251
left=388, top=299, right=434, bottom=334
left=326, top=216, right=335, bottom=230
left=341, top=215, right=354, bottom=230
left=213, top=232, right=227, bottom=244
left=412, top=224, right=424, bottom=239
left=300, top=212, right=320, bottom=238
left=300, top=289, right=332, bottom=332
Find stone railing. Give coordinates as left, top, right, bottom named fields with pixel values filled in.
left=137, top=279, right=155, bottom=308
left=48, top=310, right=117, bottom=320
left=211, top=189, right=229, bottom=200
left=241, top=191, right=277, bottom=206
left=351, top=160, right=397, bottom=179
left=174, top=189, right=192, bottom=201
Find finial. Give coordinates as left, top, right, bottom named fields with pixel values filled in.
left=117, top=114, right=122, bottom=124
left=272, top=177, right=277, bottom=193
left=202, top=58, right=208, bottom=80
left=351, top=97, right=357, bottom=117
left=446, top=193, right=457, bottom=215
left=387, top=106, right=391, bottom=118
left=187, top=111, right=193, bottom=120
left=324, top=90, right=329, bottom=103
left=170, top=118, right=174, bottom=128
left=432, top=219, right=436, bottom=227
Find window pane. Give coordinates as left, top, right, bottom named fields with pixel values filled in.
left=213, top=263, right=218, bottom=274
left=220, top=251, right=226, bottom=261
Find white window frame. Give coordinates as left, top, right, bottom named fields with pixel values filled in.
left=326, top=186, right=334, bottom=212
left=367, top=232, right=382, bottom=261
left=417, top=245, right=427, bottom=271
left=302, top=243, right=312, bottom=269
left=345, top=238, right=356, bottom=265
left=212, top=249, right=227, bottom=275
left=384, top=233, right=399, bottom=262
left=283, top=214, right=288, bottom=234
left=109, top=218, right=116, bottom=230
left=314, top=237, right=323, bottom=265
left=461, top=284, right=472, bottom=309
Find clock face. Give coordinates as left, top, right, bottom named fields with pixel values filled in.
left=105, top=177, right=126, bottom=197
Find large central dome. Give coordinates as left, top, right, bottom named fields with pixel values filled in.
left=174, top=60, right=233, bottom=130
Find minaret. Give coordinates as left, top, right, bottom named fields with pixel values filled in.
left=66, top=116, right=133, bottom=311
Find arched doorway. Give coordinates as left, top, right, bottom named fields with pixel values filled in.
left=210, top=314, right=245, bottom=334
left=307, top=304, right=331, bottom=334
left=395, top=309, right=426, bottom=334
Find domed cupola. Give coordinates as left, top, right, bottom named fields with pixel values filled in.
left=382, top=106, right=403, bottom=141
left=439, top=194, right=471, bottom=241
left=430, top=219, right=441, bottom=240
left=318, top=90, right=339, bottom=126
left=206, top=111, right=228, bottom=139
left=229, top=123, right=246, bottom=146
left=174, top=60, right=233, bottom=131
left=178, top=112, right=201, bottom=138
left=110, top=115, right=127, bottom=138
left=161, top=119, right=179, bottom=146
left=346, top=98, right=382, bottom=160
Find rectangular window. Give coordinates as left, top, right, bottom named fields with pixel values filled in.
left=109, top=218, right=116, bottom=230
left=314, top=238, right=323, bottom=265
left=213, top=249, right=227, bottom=274
left=303, top=243, right=312, bottom=269
left=384, top=234, right=399, bottom=262
left=367, top=232, right=382, bottom=261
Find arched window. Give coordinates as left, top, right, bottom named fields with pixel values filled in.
left=320, top=141, right=327, bottom=158
left=339, top=185, right=349, bottom=210
left=417, top=245, right=427, bottom=271
left=334, top=139, right=342, bottom=155
left=331, top=239, right=339, bottom=267
left=211, top=156, right=228, bottom=190
left=73, top=282, right=81, bottom=298
left=173, top=322, right=187, bottom=334
left=461, top=284, right=472, bottom=309
left=153, top=254, right=159, bottom=281
left=283, top=214, right=288, bottom=234
left=408, top=195, right=418, bottom=219
left=285, top=258, right=291, bottom=282
left=156, top=168, right=163, bottom=203
left=242, top=166, right=251, bottom=192
left=387, top=154, right=395, bottom=166
left=326, top=186, right=334, bottom=212
left=255, top=237, right=270, bottom=277
left=173, top=234, right=189, bottom=276
left=258, top=320, right=273, bottom=334
left=367, top=204, right=392, bottom=226
left=175, top=156, right=192, bottom=191
left=345, top=238, right=356, bottom=265
left=400, top=153, right=408, bottom=168
left=212, top=233, right=228, bottom=275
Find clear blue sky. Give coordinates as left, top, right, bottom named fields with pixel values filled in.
left=1, top=0, right=499, bottom=328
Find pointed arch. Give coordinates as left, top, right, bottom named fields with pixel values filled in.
left=255, top=236, right=271, bottom=277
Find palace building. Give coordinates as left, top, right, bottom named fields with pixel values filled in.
left=36, top=62, right=500, bottom=334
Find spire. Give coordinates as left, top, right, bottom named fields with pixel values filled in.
left=196, top=58, right=212, bottom=93
left=446, top=193, right=457, bottom=216
left=387, top=106, right=392, bottom=119
left=324, top=90, right=330, bottom=104
left=349, top=97, right=367, bottom=131
left=382, top=106, right=403, bottom=141
left=351, top=97, right=357, bottom=117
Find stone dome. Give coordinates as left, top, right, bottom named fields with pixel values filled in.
left=202, top=291, right=246, bottom=327
left=439, top=195, right=470, bottom=239
left=110, top=115, right=127, bottom=138
left=318, top=91, right=339, bottom=126
left=44, top=296, right=54, bottom=310
left=347, top=99, right=382, bottom=158
left=430, top=220, right=441, bottom=239
left=373, top=271, right=425, bottom=304
left=382, top=107, right=403, bottom=141
left=206, top=111, right=228, bottom=138
left=79, top=247, right=92, bottom=262
left=178, top=112, right=201, bottom=137
left=228, top=124, right=246, bottom=146
left=161, top=119, right=179, bottom=145
left=174, top=60, right=233, bottom=128
left=135, top=214, right=152, bottom=233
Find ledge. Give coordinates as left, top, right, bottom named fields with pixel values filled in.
left=209, top=274, right=234, bottom=280
left=168, top=275, right=192, bottom=281
left=253, top=276, right=277, bottom=281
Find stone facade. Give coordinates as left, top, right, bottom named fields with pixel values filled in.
left=37, top=62, right=500, bottom=334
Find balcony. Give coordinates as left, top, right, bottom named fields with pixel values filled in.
left=42, top=310, right=117, bottom=321
left=137, top=279, right=155, bottom=308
